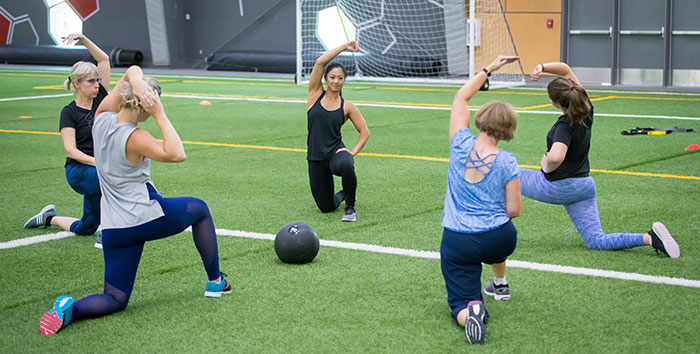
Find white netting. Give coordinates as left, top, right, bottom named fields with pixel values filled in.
left=297, top=0, right=525, bottom=87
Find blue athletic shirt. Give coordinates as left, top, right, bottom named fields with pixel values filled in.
left=442, top=128, right=519, bottom=233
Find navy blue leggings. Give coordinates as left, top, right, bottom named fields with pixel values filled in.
left=65, top=164, right=100, bottom=235
left=308, top=150, right=356, bottom=212
left=71, top=184, right=220, bottom=321
left=440, top=221, right=517, bottom=323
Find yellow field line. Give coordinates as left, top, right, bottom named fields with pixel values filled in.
left=2, top=128, right=697, bottom=181
left=1, top=73, right=65, bottom=78
left=517, top=95, right=619, bottom=111
left=0, top=129, right=60, bottom=136
left=182, top=140, right=305, bottom=153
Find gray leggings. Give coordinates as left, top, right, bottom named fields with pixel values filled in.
left=519, top=168, right=645, bottom=250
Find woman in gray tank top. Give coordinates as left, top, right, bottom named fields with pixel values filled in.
left=40, top=66, right=230, bottom=336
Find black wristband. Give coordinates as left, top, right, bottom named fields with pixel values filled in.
left=482, top=67, right=491, bottom=77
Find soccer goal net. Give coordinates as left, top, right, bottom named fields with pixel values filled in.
left=296, top=0, right=525, bottom=87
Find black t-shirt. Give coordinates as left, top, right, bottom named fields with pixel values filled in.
left=306, top=91, right=346, bottom=161
left=59, top=84, right=108, bottom=166
left=544, top=99, right=593, bottom=181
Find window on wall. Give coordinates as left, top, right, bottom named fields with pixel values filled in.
left=316, top=6, right=356, bottom=54
left=45, top=0, right=82, bottom=45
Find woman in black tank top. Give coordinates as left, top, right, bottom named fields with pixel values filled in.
left=306, top=41, right=370, bottom=222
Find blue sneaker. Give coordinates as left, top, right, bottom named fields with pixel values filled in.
left=24, top=205, right=56, bottom=229
left=40, top=295, right=73, bottom=335
left=465, top=300, right=486, bottom=344
left=94, top=229, right=103, bottom=249
left=204, top=273, right=232, bottom=298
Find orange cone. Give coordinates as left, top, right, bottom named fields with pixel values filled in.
left=199, top=100, right=211, bottom=106
left=685, top=144, right=700, bottom=151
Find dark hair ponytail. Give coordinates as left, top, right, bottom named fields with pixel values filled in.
left=547, top=77, right=591, bottom=125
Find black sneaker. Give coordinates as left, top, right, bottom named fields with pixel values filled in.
left=649, top=222, right=679, bottom=258
left=342, top=206, right=356, bottom=222
left=465, top=301, right=486, bottom=344
left=484, top=281, right=510, bottom=301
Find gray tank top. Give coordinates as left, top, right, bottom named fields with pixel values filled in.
left=92, top=112, right=164, bottom=229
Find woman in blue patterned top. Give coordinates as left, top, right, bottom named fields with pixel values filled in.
left=440, top=55, right=521, bottom=344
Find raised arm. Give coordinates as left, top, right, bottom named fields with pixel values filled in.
left=96, top=66, right=156, bottom=117
left=307, top=41, right=359, bottom=107
left=126, top=99, right=186, bottom=163
left=449, top=55, right=519, bottom=139
left=63, top=33, right=111, bottom=90
left=530, top=62, right=580, bottom=86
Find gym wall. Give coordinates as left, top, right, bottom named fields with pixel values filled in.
left=502, top=0, right=562, bottom=73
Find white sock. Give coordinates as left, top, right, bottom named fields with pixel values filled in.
left=493, top=277, right=507, bottom=286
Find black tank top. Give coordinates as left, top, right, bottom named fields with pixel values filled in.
left=307, top=91, right=346, bottom=161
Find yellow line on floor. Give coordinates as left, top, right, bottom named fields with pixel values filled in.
left=2, top=128, right=697, bottom=181
left=517, top=95, right=619, bottom=110
left=0, top=129, right=60, bottom=136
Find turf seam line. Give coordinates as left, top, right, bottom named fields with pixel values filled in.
left=4, top=229, right=697, bottom=288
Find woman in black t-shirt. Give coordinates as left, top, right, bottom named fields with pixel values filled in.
left=519, top=62, right=679, bottom=257
left=23, top=34, right=110, bottom=246
left=306, top=41, right=370, bottom=222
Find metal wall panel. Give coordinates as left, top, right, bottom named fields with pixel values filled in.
left=566, top=0, right=614, bottom=84
left=671, top=0, right=700, bottom=86
left=618, top=0, right=666, bottom=85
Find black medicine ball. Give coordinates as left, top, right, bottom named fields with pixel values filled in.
left=274, top=222, right=320, bottom=264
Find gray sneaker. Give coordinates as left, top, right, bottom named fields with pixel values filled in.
left=94, top=229, right=103, bottom=249
left=649, top=222, right=679, bottom=258
left=24, top=205, right=56, bottom=229
left=342, top=206, right=356, bottom=222
left=484, top=281, right=510, bottom=301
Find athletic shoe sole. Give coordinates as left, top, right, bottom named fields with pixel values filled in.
left=465, top=302, right=486, bottom=344
left=652, top=222, right=680, bottom=258
left=40, top=311, right=63, bottom=335
left=342, top=215, right=356, bottom=222
left=40, top=295, right=73, bottom=335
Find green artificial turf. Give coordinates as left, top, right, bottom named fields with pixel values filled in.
left=1, top=69, right=699, bottom=353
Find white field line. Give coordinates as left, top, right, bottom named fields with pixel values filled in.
left=0, top=231, right=75, bottom=249
left=162, top=93, right=700, bottom=121
left=0, top=91, right=696, bottom=121
left=3, top=228, right=698, bottom=288
left=0, top=93, right=72, bottom=102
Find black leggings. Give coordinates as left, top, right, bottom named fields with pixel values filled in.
left=308, top=151, right=356, bottom=212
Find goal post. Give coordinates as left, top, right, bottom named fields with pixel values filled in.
left=296, top=0, right=525, bottom=87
